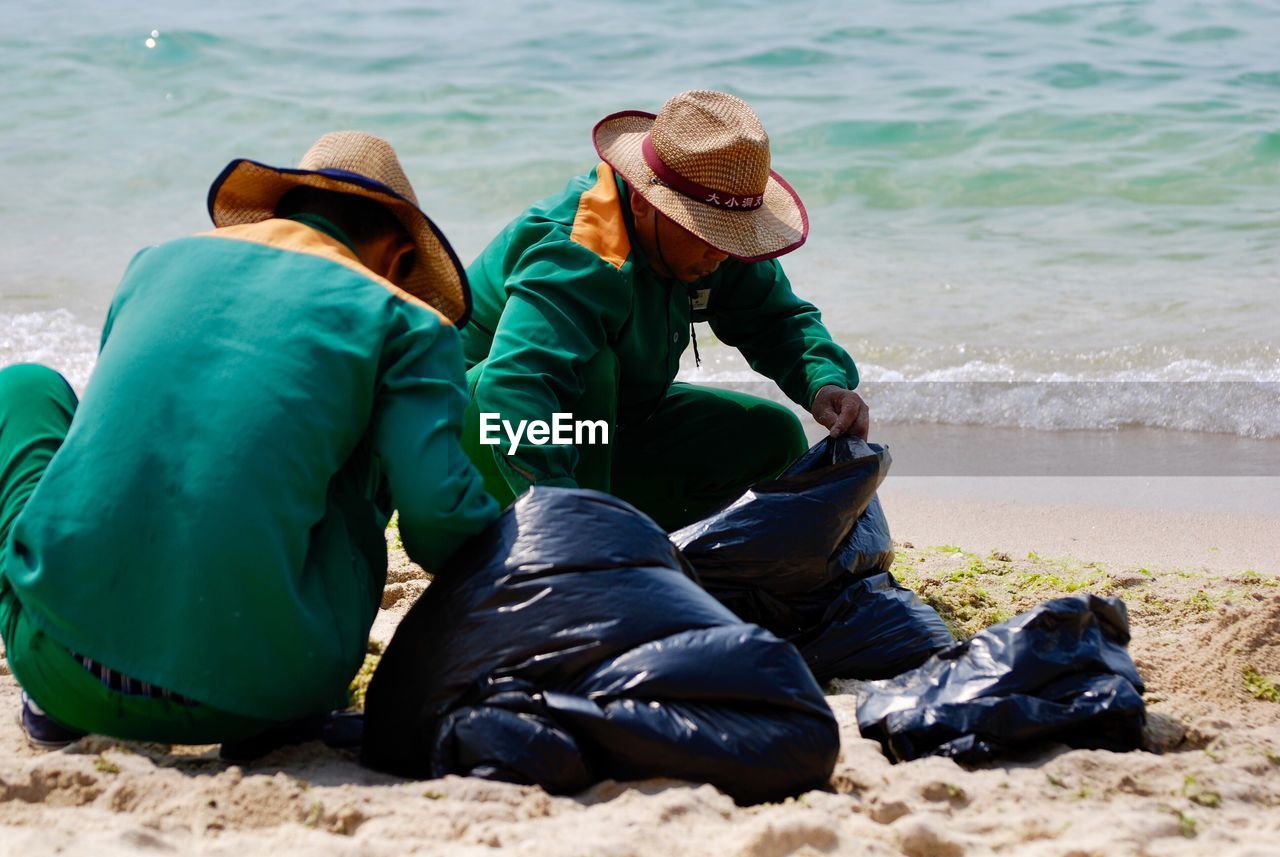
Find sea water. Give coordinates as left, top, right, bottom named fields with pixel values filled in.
left=2, top=0, right=1277, bottom=467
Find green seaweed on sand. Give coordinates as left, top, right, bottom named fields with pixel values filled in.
left=1234, top=570, right=1278, bottom=587
left=1172, top=808, right=1198, bottom=838
left=347, top=639, right=385, bottom=710
left=1182, top=775, right=1221, bottom=808
left=1242, top=665, right=1280, bottom=702
left=886, top=543, right=1254, bottom=641
left=304, top=801, right=324, bottom=827
left=1183, top=590, right=1216, bottom=614
left=386, top=514, right=403, bottom=551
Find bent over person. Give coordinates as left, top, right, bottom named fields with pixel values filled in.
left=0, top=132, right=497, bottom=750
left=462, top=90, right=867, bottom=530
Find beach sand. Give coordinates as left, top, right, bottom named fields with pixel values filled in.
left=2, top=487, right=1279, bottom=856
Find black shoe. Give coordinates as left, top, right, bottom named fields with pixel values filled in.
left=218, top=713, right=328, bottom=763
left=218, top=712, right=364, bottom=763
left=19, top=692, right=87, bottom=749
left=321, top=711, right=364, bottom=751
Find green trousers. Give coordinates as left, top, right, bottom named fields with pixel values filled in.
left=463, top=352, right=810, bottom=531
left=0, top=364, right=275, bottom=743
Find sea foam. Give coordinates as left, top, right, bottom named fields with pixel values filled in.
left=0, top=310, right=99, bottom=392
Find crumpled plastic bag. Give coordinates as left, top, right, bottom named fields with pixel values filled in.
left=362, top=487, right=840, bottom=805
left=673, top=436, right=954, bottom=682
left=673, top=437, right=892, bottom=594
left=855, top=594, right=1147, bottom=763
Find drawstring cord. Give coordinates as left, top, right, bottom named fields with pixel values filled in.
left=688, top=292, right=701, bottom=368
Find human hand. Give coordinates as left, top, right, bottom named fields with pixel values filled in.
left=811, top=386, right=869, bottom=439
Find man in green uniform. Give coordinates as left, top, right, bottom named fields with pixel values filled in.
left=0, top=132, right=497, bottom=749
left=462, top=90, right=868, bottom=530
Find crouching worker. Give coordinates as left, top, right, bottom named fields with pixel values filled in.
left=0, top=132, right=497, bottom=751
left=462, top=91, right=867, bottom=531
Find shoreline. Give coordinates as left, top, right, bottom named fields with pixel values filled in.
left=880, top=479, right=1280, bottom=574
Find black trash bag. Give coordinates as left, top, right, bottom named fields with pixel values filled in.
left=362, top=487, right=840, bottom=805
left=673, top=437, right=894, bottom=594
left=791, top=572, right=956, bottom=681
left=673, top=437, right=953, bottom=682
left=855, top=594, right=1147, bottom=763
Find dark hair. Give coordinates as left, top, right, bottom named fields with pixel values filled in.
left=275, top=186, right=410, bottom=247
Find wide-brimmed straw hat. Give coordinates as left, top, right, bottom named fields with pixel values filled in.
left=207, top=131, right=470, bottom=324
left=593, top=90, right=808, bottom=263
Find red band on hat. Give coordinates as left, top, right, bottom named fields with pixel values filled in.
left=641, top=134, right=764, bottom=211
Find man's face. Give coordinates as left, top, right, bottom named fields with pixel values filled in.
left=654, top=213, right=731, bottom=282
left=631, top=192, right=730, bottom=282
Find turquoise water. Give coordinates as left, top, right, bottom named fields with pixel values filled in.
left=2, top=1, right=1278, bottom=437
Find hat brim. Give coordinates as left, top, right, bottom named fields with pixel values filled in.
left=206, top=160, right=471, bottom=326
left=592, top=111, right=809, bottom=263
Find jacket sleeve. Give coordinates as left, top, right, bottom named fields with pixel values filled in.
left=372, top=313, right=500, bottom=572
left=471, top=239, right=631, bottom=495
left=708, top=259, right=858, bottom=408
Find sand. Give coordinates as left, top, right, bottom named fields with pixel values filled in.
left=2, top=490, right=1279, bottom=856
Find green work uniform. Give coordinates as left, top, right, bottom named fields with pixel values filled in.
left=0, top=216, right=497, bottom=742
left=461, top=163, right=858, bottom=529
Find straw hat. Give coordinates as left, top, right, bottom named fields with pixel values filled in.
left=207, top=131, right=470, bottom=324
left=593, top=90, right=808, bottom=263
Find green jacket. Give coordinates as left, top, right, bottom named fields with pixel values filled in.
left=5, top=217, right=497, bottom=720
left=462, top=163, right=858, bottom=494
